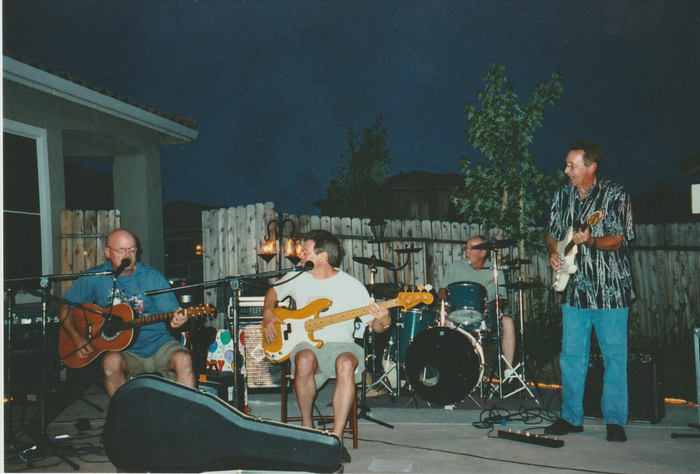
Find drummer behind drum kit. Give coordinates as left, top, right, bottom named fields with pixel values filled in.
left=358, top=239, right=542, bottom=408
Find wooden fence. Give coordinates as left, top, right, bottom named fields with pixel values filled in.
left=60, top=210, right=121, bottom=294
left=202, top=203, right=700, bottom=340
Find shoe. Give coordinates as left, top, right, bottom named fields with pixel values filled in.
left=606, top=424, right=627, bottom=442
left=544, top=418, right=584, bottom=435
left=340, top=446, right=352, bottom=464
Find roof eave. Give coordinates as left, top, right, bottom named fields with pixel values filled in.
left=3, top=56, right=199, bottom=144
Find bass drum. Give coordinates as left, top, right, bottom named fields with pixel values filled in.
left=404, top=327, right=484, bottom=406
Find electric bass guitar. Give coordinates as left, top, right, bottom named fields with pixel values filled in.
left=59, top=303, right=215, bottom=368
left=552, top=210, right=604, bottom=292
left=263, top=291, right=434, bottom=363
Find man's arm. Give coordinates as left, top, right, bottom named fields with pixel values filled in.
left=571, top=228, right=623, bottom=251
left=261, top=287, right=283, bottom=343
left=58, top=303, right=94, bottom=359
left=546, top=234, right=563, bottom=271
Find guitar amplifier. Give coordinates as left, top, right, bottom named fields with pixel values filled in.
left=239, top=297, right=284, bottom=389
left=583, top=348, right=665, bottom=423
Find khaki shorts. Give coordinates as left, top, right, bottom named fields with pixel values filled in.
left=290, top=341, right=365, bottom=388
left=121, top=340, right=190, bottom=381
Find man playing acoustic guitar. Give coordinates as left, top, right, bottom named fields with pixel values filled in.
left=262, top=230, right=392, bottom=463
left=58, top=229, right=195, bottom=397
left=545, top=140, right=634, bottom=442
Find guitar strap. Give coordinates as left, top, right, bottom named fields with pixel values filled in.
left=575, top=179, right=603, bottom=228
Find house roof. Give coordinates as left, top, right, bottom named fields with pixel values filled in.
left=385, top=170, right=463, bottom=190
left=3, top=51, right=198, bottom=140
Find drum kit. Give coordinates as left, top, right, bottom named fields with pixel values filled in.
left=355, top=239, right=542, bottom=408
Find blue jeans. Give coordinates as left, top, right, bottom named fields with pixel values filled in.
left=559, top=305, right=629, bottom=426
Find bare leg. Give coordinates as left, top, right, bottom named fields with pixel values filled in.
left=294, top=350, right=319, bottom=429
left=166, top=350, right=196, bottom=388
left=102, top=352, right=129, bottom=398
left=501, top=316, right=516, bottom=369
left=332, top=353, right=359, bottom=439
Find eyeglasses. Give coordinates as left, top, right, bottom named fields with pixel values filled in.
left=564, top=163, right=587, bottom=171
left=108, top=246, right=138, bottom=256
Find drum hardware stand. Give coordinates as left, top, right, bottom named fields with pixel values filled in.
left=365, top=306, right=402, bottom=401
left=501, top=279, right=542, bottom=403
left=358, top=327, right=394, bottom=429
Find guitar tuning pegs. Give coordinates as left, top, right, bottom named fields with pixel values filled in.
left=423, top=284, right=433, bottom=292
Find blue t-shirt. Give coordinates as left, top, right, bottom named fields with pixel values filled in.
left=62, top=261, right=180, bottom=357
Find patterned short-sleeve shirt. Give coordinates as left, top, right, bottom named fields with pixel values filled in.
left=547, top=178, right=635, bottom=309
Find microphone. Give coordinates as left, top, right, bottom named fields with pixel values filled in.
left=294, top=261, right=314, bottom=272
left=113, top=259, right=131, bottom=277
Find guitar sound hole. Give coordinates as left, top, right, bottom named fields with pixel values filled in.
left=101, top=316, right=124, bottom=340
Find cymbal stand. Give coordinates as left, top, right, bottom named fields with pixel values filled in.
left=358, top=326, right=394, bottom=429
left=365, top=264, right=400, bottom=400
left=500, top=281, right=538, bottom=402
left=490, top=255, right=505, bottom=399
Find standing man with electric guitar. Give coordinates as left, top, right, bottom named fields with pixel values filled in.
left=58, top=229, right=195, bottom=397
left=262, top=230, right=392, bottom=463
left=545, top=140, right=635, bottom=442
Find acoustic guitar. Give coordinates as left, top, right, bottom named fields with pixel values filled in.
left=59, top=303, right=215, bottom=368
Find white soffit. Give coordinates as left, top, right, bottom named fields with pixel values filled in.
left=3, top=56, right=199, bottom=143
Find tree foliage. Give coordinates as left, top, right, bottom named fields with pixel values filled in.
left=316, top=115, right=405, bottom=219
left=454, top=63, right=566, bottom=255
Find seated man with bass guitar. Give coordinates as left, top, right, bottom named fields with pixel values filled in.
left=58, top=229, right=197, bottom=397
left=262, top=230, right=392, bottom=463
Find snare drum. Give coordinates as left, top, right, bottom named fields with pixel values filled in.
left=404, top=326, right=484, bottom=406
left=445, top=281, right=487, bottom=325
left=388, top=308, right=437, bottom=361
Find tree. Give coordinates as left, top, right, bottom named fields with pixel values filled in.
left=316, top=115, right=405, bottom=219
left=454, top=63, right=565, bottom=256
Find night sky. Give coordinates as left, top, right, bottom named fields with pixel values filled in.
left=4, top=1, right=699, bottom=216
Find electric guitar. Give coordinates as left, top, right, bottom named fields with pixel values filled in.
left=263, top=291, right=434, bottom=363
left=59, top=303, right=215, bottom=368
left=552, top=210, right=604, bottom=292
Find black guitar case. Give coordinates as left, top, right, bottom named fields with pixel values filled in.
left=103, top=375, right=342, bottom=472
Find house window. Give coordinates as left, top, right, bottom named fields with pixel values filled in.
left=3, top=122, right=53, bottom=287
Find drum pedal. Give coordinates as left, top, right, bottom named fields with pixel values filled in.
left=497, top=430, right=564, bottom=448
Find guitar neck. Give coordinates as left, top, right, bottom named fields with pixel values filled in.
left=305, top=299, right=398, bottom=332
left=121, top=310, right=178, bottom=330
left=563, top=222, right=591, bottom=255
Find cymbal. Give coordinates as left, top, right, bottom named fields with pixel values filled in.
left=365, top=282, right=401, bottom=299
left=503, top=258, right=533, bottom=267
left=394, top=246, right=423, bottom=254
left=472, top=239, right=517, bottom=250
left=353, top=256, right=395, bottom=269
left=503, top=281, right=543, bottom=291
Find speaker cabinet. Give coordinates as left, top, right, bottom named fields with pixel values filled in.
left=583, top=350, right=665, bottom=423
left=104, top=375, right=342, bottom=472
left=239, top=297, right=284, bottom=388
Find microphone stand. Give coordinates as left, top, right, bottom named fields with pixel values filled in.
left=5, top=271, right=109, bottom=442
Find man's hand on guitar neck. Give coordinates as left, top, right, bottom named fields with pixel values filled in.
left=170, top=308, right=187, bottom=328
left=368, top=299, right=392, bottom=333
left=572, top=227, right=595, bottom=247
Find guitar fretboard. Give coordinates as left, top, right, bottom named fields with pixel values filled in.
left=121, top=311, right=178, bottom=330
left=304, top=294, right=432, bottom=331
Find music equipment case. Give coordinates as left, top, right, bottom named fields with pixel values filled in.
left=103, top=375, right=342, bottom=472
